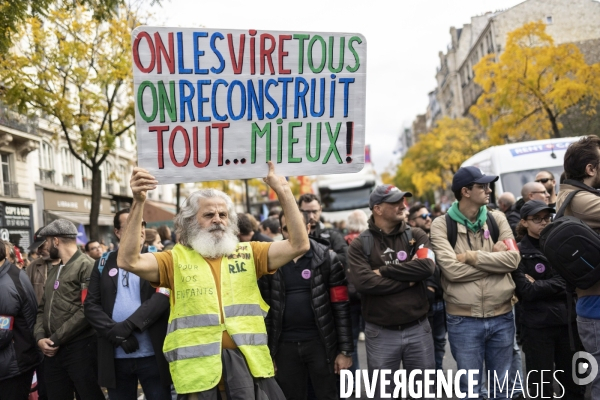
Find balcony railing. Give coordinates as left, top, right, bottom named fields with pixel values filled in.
left=2, top=182, right=19, bottom=198
left=119, top=186, right=127, bottom=196
left=40, top=169, right=55, bottom=184
left=82, top=177, right=92, bottom=189
left=0, top=101, right=38, bottom=134
left=62, top=174, right=75, bottom=187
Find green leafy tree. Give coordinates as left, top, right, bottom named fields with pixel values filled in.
left=0, top=0, right=135, bottom=55
left=0, top=1, right=141, bottom=238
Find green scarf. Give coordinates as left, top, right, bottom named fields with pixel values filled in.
left=447, top=201, right=488, bottom=233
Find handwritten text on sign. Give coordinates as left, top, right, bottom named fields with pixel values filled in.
left=132, top=27, right=367, bottom=183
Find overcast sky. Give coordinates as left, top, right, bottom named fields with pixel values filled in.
left=146, top=0, right=524, bottom=174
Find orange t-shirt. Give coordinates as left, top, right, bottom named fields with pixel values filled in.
left=152, top=242, right=272, bottom=349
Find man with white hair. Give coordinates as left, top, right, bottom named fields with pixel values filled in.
left=117, top=162, right=309, bottom=398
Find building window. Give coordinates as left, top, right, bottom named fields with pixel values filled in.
left=0, top=153, right=16, bottom=197
left=104, top=161, right=113, bottom=193
left=39, top=142, right=54, bottom=184
left=81, top=162, right=92, bottom=189
left=118, top=164, right=127, bottom=195
left=61, top=148, right=75, bottom=187
left=546, top=16, right=553, bottom=24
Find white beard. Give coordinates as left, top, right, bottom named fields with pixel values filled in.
left=189, top=224, right=239, bottom=259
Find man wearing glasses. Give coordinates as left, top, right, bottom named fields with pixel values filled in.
left=534, top=171, right=557, bottom=207
left=506, top=182, right=550, bottom=236
left=297, top=194, right=349, bottom=267
left=84, top=209, right=172, bottom=400
left=430, top=167, right=521, bottom=399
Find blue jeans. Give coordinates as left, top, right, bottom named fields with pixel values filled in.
left=446, top=312, right=515, bottom=400
left=107, top=356, right=171, bottom=400
left=431, top=300, right=447, bottom=370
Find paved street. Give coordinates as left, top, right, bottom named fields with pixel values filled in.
left=349, top=338, right=592, bottom=400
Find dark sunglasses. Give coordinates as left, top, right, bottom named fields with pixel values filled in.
left=415, top=213, right=431, bottom=220
left=535, top=178, right=552, bottom=184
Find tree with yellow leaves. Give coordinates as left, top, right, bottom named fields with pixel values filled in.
left=0, top=1, right=141, bottom=238
left=395, top=117, right=487, bottom=196
left=470, top=21, right=600, bottom=144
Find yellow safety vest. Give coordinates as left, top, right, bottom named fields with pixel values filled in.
left=164, top=243, right=273, bottom=394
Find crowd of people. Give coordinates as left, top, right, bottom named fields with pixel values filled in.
left=1, top=136, right=600, bottom=400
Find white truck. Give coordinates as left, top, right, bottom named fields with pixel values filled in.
left=314, top=162, right=380, bottom=222
left=460, top=137, right=581, bottom=203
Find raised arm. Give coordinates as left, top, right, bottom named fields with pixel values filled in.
left=265, top=161, right=310, bottom=271
left=116, top=167, right=160, bottom=283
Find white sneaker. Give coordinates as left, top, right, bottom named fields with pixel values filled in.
left=358, top=332, right=365, bottom=341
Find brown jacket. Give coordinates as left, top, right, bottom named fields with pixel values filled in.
left=25, top=258, right=52, bottom=304
left=556, top=182, right=600, bottom=297
left=346, top=218, right=435, bottom=326
left=430, top=209, right=520, bottom=317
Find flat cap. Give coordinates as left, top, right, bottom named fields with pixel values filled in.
left=39, top=219, right=78, bottom=238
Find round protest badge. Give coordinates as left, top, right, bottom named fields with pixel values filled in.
left=535, top=263, right=546, bottom=273
left=53, top=280, right=59, bottom=290
left=484, top=230, right=490, bottom=239
left=108, top=268, right=118, bottom=277
left=397, top=251, right=407, bottom=261
left=301, top=269, right=311, bottom=280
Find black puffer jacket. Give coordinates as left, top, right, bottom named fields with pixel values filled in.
left=512, top=235, right=573, bottom=328
left=311, top=223, right=348, bottom=267
left=506, top=198, right=525, bottom=237
left=259, top=238, right=353, bottom=363
left=0, top=260, right=42, bottom=381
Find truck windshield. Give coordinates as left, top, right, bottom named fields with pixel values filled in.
left=319, top=185, right=373, bottom=211
left=500, top=166, right=563, bottom=197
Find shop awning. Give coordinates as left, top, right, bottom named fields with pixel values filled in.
left=46, top=211, right=114, bottom=226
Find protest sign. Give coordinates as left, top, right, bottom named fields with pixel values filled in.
left=132, top=27, right=366, bottom=184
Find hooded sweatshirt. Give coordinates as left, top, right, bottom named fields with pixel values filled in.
left=346, top=217, right=435, bottom=325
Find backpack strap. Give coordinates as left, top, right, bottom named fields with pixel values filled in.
left=486, top=213, right=499, bottom=243
left=359, top=230, right=374, bottom=261
left=556, top=190, right=583, bottom=219
left=98, top=251, right=112, bottom=275
left=445, top=213, right=458, bottom=249
left=403, top=226, right=415, bottom=257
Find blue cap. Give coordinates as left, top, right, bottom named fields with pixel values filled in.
left=452, top=166, right=499, bottom=192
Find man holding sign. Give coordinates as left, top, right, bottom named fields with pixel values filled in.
left=117, top=161, right=309, bottom=397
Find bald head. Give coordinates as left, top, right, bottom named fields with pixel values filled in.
left=521, top=182, right=549, bottom=204
left=497, top=192, right=515, bottom=212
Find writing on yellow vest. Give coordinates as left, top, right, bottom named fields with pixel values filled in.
left=165, top=243, right=273, bottom=394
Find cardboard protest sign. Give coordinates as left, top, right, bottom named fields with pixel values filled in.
left=132, top=27, right=366, bottom=184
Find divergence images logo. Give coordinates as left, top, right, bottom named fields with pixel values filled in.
left=573, top=351, right=599, bottom=385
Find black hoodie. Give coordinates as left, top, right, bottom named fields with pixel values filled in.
left=346, top=217, right=435, bottom=325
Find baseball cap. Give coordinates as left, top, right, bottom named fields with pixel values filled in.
left=520, top=200, right=555, bottom=219
left=369, top=185, right=412, bottom=209
left=451, top=166, right=499, bottom=192
left=29, top=227, right=46, bottom=252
